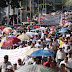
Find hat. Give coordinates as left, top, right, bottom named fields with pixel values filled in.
left=38, top=40, right=41, bottom=42
left=35, top=33, right=38, bottom=35
left=13, top=62, right=17, bottom=65
left=18, top=58, right=21, bottom=61
left=59, top=46, right=62, bottom=49
left=7, top=65, right=13, bottom=70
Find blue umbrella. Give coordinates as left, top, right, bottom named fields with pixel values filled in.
left=59, top=28, right=67, bottom=33
left=29, top=49, right=54, bottom=56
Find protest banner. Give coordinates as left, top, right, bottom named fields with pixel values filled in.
left=39, top=14, right=60, bottom=25
left=0, top=46, right=30, bottom=64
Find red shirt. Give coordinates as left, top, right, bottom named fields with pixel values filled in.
left=43, top=61, right=51, bottom=67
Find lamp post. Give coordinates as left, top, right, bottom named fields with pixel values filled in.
left=30, top=0, right=31, bottom=20
left=21, top=7, right=24, bottom=22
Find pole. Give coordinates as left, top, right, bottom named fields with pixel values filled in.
left=43, top=0, right=44, bottom=9
left=30, top=0, right=31, bottom=20
left=45, top=0, right=46, bottom=14
left=26, top=0, right=27, bottom=21
left=38, top=0, right=39, bottom=15
left=20, top=1, right=22, bottom=23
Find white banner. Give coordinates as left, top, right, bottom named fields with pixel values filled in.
left=39, top=14, right=60, bottom=25
left=0, top=46, right=30, bottom=64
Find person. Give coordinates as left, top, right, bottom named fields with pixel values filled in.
left=56, top=47, right=66, bottom=66
left=43, top=56, right=52, bottom=67
left=59, top=57, right=72, bottom=72
left=0, top=55, right=12, bottom=72
left=17, top=58, right=23, bottom=69
left=13, top=62, right=17, bottom=72
left=2, top=16, right=7, bottom=25
left=62, top=39, right=71, bottom=56
left=35, top=40, right=42, bottom=48
left=6, top=65, right=13, bottom=72
left=44, top=43, right=50, bottom=51
left=51, top=60, right=59, bottom=72
left=41, top=30, right=44, bottom=38
left=58, top=64, right=67, bottom=72
left=49, top=41, right=55, bottom=53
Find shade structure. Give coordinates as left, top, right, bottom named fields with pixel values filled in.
left=15, top=64, right=55, bottom=72
left=2, top=37, right=21, bottom=47
left=3, top=27, right=12, bottom=34
left=18, top=34, right=31, bottom=40
left=29, top=49, right=54, bottom=56
left=23, top=48, right=40, bottom=55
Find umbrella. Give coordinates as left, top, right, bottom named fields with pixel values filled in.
left=15, top=64, right=55, bottom=72
left=18, top=25, right=25, bottom=30
left=13, top=32, right=20, bottom=36
left=26, top=32, right=35, bottom=36
left=33, top=26, right=40, bottom=28
left=18, top=34, right=31, bottom=40
left=27, top=25, right=33, bottom=28
left=59, top=28, right=67, bottom=33
left=0, top=42, right=4, bottom=48
left=8, top=35, right=16, bottom=37
left=1, top=37, right=9, bottom=42
left=23, top=48, right=40, bottom=55
left=29, top=49, right=54, bottom=56
left=2, top=37, right=21, bottom=47
left=3, top=27, right=12, bottom=35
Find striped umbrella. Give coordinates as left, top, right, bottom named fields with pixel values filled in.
left=3, top=27, right=12, bottom=35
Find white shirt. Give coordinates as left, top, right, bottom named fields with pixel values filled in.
left=35, top=43, right=42, bottom=48
left=68, top=57, right=72, bottom=68
left=62, top=43, right=71, bottom=53
left=59, top=61, right=72, bottom=72
left=44, top=47, right=51, bottom=51
left=56, top=50, right=66, bottom=62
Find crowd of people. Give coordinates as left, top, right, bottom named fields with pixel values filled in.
left=0, top=23, right=72, bottom=72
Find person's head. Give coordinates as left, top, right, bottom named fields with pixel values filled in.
left=6, top=65, right=13, bottom=72
left=64, top=57, right=68, bottom=63
left=18, top=58, right=22, bottom=65
left=4, top=55, right=8, bottom=63
left=47, top=56, right=51, bottom=63
left=42, top=30, right=44, bottom=33
left=51, top=60, right=56, bottom=68
left=61, top=64, right=65, bottom=70
left=59, top=47, right=63, bottom=51
left=36, top=59, right=41, bottom=64
left=64, top=39, right=68, bottom=44
left=13, top=62, right=17, bottom=71
left=46, top=44, right=49, bottom=48
left=38, top=40, right=41, bottom=44
left=68, top=52, right=72, bottom=58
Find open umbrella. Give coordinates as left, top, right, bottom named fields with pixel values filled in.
left=8, top=35, right=16, bottom=37
left=15, top=64, right=55, bottom=72
left=18, top=34, right=31, bottom=40
left=23, top=48, right=40, bottom=55
left=26, top=32, right=35, bottom=36
left=29, top=49, right=54, bottom=56
left=27, top=25, right=33, bottom=28
left=1, top=37, right=9, bottom=42
left=3, top=27, right=12, bottom=35
left=2, top=37, right=21, bottom=47
left=33, top=26, right=40, bottom=28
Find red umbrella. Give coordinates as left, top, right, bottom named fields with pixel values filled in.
left=2, top=37, right=21, bottom=47
left=33, top=26, right=40, bottom=28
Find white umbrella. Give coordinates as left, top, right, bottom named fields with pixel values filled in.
left=15, top=64, right=55, bottom=72
left=26, top=32, right=35, bottom=36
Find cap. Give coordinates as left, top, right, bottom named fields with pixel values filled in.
left=18, top=58, right=21, bottom=61
left=59, top=46, right=62, bottom=49
left=13, top=62, right=17, bottom=65
left=38, top=40, right=41, bottom=42
left=7, top=65, right=13, bottom=70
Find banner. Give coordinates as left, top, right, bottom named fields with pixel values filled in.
left=39, top=14, right=60, bottom=25
left=0, top=46, right=30, bottom=64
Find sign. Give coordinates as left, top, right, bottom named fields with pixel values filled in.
left=42, top=8, right=46, bottom=14
left=0, top=46, right=30, bottom=64
left=39, top=14, right=60, bottom=25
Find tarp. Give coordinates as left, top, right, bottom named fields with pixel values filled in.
left=0, top=46, right=30, bottom=64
